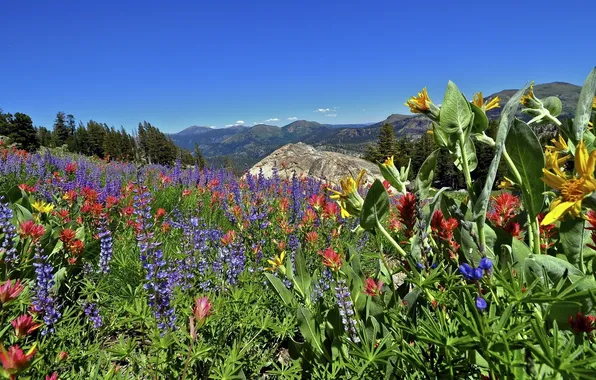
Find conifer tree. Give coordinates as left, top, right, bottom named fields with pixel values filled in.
left=53, top=112, right=71, bottom=146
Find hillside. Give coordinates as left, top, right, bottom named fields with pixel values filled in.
left=170, top=81, right=581, bottom=170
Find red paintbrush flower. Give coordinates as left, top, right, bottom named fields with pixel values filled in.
left=307, top=194, right=326, bottom=210
left=18, top=220, right=45, bottom=241
left=487, top=193, right=522, bottom=238
left=569, top=312, right=596, bottom=334
left=45, top=372, right=59, bottom=380
left=59, top=228, right=76, bottom=244
left=319, top=247, right=342, bottom=272
left=431, top=210, right=460, bottom=257
left=11, top=315, right=41, bottom=338
left=0, top=343, right=37, bottom=379
left=65, top=162, right=77, bottom=174
left=0, top=280, right=24, bottom=305
left=396, top=193, right=417, bottom=239
left=363, top=278, right=384, bottom=296
left=192, top=296, right=213, bottom=329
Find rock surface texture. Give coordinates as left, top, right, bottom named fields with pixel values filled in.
left=247, top=142, right=383, bottom=185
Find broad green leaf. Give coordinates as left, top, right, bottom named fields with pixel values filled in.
left=542, top=96, right=562, bottom=117
left=505, top=119, right=545, bottom=219
left=439, top=81, right=473, bottom=136
left=359, top=179, right=390, bottom=230
left=472, top=84, right=529, bottom=226
left=264, top=273, right=294, bottom=307
left=523, top=254, right=582, bottom=285
left=52, top=267, right=68, bottom=293
left=571, top=67, right=596, bottom=145
left=297, top=307, right=325, bottom=355
left=470, top=102, right=489, bottom=133
left=450, top=136, right=477, bottom=172
left=558, top=219, right=587, bottom=266
left=293, top=248, right=311, bottom=300
left=14, top=203, right=33, bottom=222
left=415, top=149, right=440, bottom=200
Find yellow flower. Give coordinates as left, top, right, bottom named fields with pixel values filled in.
left=520, top=82, right=541, bottom=109
left=472, top=92, right=500, bottom=112
left=541, top=141, right=596, bottom=225
left=265, top=251, right=286, bottom=273
left=405, top=88, right=432, bottom=114
left=592, top=96, right=596, bottom=109
left=497, top=176, right=515, bottom=189
left=545, top=149, right=570, bottom=177
left=32, top=200, right=55, bottom=214
left=328, top=170, right=366, bottom=218
left=546, top=135, right=569, bottom=153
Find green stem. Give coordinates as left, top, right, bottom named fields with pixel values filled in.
left=502, top=148, right=542, bottom=255
left=376, top=221, right=407, bottom=258
left=458, top=132, right=486, bottom=252
left=579, top=221, right=586, bottom=273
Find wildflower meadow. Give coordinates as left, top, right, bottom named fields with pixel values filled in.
left=1, top=67, right=596, bottom=379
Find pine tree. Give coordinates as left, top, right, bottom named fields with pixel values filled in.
left=10, top=113, right=40, bottom=151
left=364, top=123, right=399, bottom=163
left=193, top=142, right=206, bottom=169
left=53, top=112, right=70, bottom=146
left=37, top=127, right=53, bottom=147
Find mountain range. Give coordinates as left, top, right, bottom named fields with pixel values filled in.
left=170, top=82, right=582, bottom=171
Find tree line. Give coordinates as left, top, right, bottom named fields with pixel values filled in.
left=0, top=109, right=206, bottom=168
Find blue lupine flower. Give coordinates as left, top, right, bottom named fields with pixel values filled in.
left=334, top=279, right=360, bottom=343
left=83, top=302, right=103, bottom=328
left=459, top=263, right=483, bottom=281
left=476, top=296, right=488, bottom=311
left=479, top=257, right=493, bottom=271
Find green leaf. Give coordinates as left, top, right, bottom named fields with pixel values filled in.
left=542, top=96, right=562, bottom=117
left=293, top=248, right=311, bottom=300
left=472, top=84, right=529, bottom=226
left=558, top=219, right=587, bottom=266
left=264, top=273, right=294, bottom=307
left=13, top=203, right=33, bottom=222
left=52, top=267, right=68, bottom=293
left=439, top=81, right=473, bottom=136
left=505, top=119, right=545, bottom=219
left=523, top=254, right=582, bottom=285
left=360, top=179, right=390, bottom=230
left=297, top=307, right=325, bottom=356
left=571, top=67, right=596, bottom=145
left=470, top=102, right=489, bottom=133
left=414, top=149, right=440, bottom=200
left=450, top=136, right=477, bottom=172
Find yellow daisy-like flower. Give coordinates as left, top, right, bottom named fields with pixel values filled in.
left=541, top=140, right=596, bottom=225
left=544, top=149, right=570, bottom=178
left=32, top=200, right=55, bottom=214
left=546, top=135, right=569, bottom=153
left=328, top=170, right=366, bottom=218
left=472, top=92, right=501, bottom=112
left=265, top=251, right=286, bottom=273
left=497, top=176, right=515, bottom=189
left=405, top=88, right=432, bottom=114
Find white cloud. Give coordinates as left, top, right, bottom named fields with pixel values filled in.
left=325, top=114, right=337, bottom=117
left=265, top=118, right=280, bottom=122
left=225, top=124, right=235, bottom=127
left=288, top=117, right=298, bottom=120
left=315, top=108, right=330, bottom=113
left=236, top=120, right=245, bottom=124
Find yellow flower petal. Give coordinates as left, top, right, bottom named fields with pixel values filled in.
left=541, top=201, right=577, bottom=225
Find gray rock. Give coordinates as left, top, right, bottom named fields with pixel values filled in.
left=247, top=142, right=384, bottom=186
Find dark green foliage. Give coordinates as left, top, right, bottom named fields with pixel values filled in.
left=364, top=123, right=399, bottom=163
left=193, top=142, right=206, bottom=169
left=137, top=121, right=178, bottom=165
left=53, top=111, right=71, bottom=146
left=0, top=110, right=40, bottom=151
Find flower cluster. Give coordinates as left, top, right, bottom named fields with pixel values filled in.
left=0, top=199, right=17, bottom=263
left=97, top=214, right=113, bottom=273
left=334, top=279, right=360, bottom=343
left=487, top=193, right=522, bottom=238
left=31, top=244, right=61, bottom=335
left=430, top=210, right=459, bottom=258
left=83, top=302, right=103, bottom=329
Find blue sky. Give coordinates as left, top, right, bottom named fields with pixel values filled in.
left=1, top=0, right=595, bottom=133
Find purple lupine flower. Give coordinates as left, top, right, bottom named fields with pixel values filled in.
left=334, top=279, right=360, bottom=343
left=311, top=268, right=332, bottom=302
left=83, top=302, right=103, bottom=328
left=479, top=257, right=493, bottom=271
left=31, top=244, right=61, bottom=335
left=459, top=263, right=483, bottom=281
left=476, top=296, right=488, bottom=311
left=133, top=184, right=176, bottom=331
left=98, top=214, right=113, bottom=273
left=0, top=198, right=18, bottom=264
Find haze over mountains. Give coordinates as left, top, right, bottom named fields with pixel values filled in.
left=170, top=82, right=581, bottom=171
